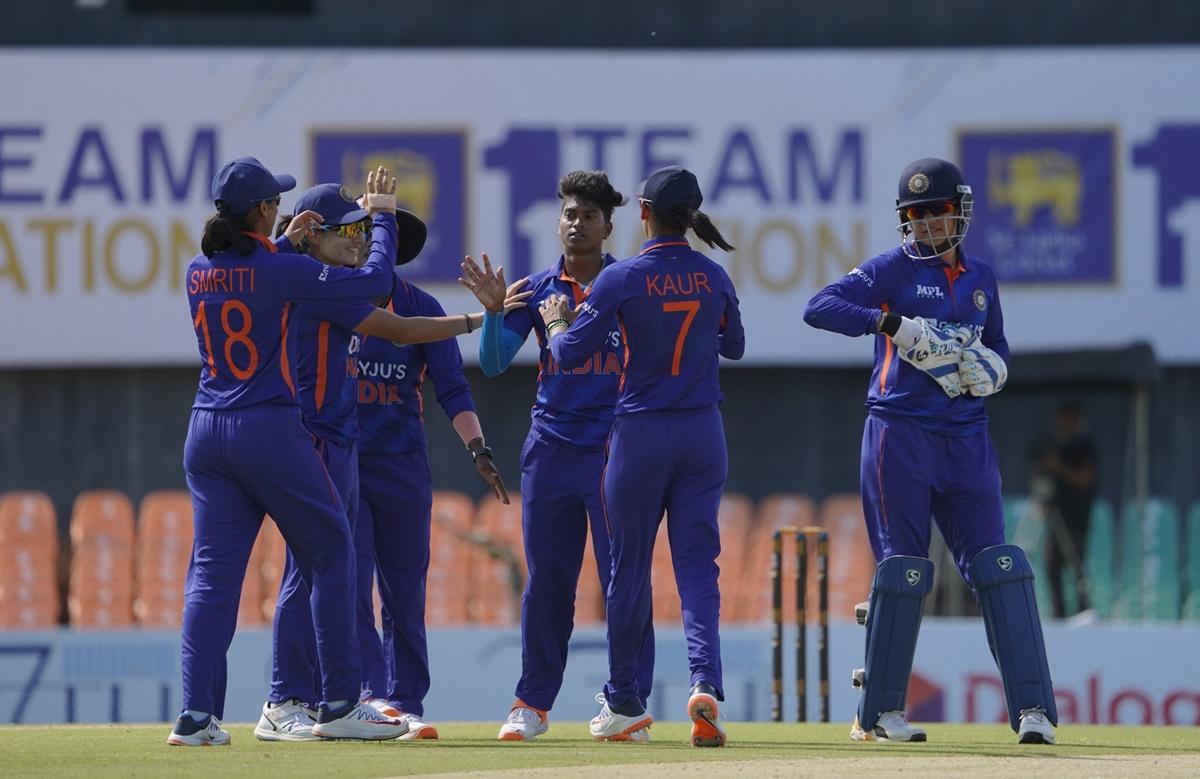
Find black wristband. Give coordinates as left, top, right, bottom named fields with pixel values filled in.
left=877, top=312, right=902, bottom=337
left=469, top=445, right=494, bottom=463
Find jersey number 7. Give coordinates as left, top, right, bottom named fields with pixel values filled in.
left=662, top=300, right=699, bottom=377
left=193, top=299, right=260, bottom=380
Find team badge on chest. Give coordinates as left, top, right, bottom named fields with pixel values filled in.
left=973, top=289, right=987, bottom=311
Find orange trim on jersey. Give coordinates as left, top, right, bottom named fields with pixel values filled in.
left=557, top=269, right=587, bottom=307
left=280, top=303, right=296, bottom=396
left=242, top=232, right=278, bottom=253
left=314, top=321, right=331, bottom=411
left=617, top=316, right=631, bottom=394
left=879, top=302, right=893, bottom=396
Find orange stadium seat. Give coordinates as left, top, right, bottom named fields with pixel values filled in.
left=816, top=494, right=879, bottom=622
left=68, top=490, right=135, bottom=628
left=0, top=491, right=59, bottom=567
left=0, top=491, right=61, bottom=628
left=68, top=537, right=134, bottom=628
left=134, top=490, right=194, bottom=628
left=427, top=491, right=478, bottom=625
left=469, top=494, right=525, bottom=625
left=239, top=518, right=285, bottom=627
left=257, top=517, right=287, bottom=619
left=651, top=518, right=681, bottom=623
left=70, top=490, right=135, bottom=551
left=575, top=526, right=605, bottom=625
left=736, top=494, right=817, bottom=623
left=715, top=494, right=754, bottom=623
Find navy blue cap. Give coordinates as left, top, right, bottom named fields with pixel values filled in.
left=211, top=156, right=296, bottom=214
left=896, top=157, right=971, bottom=210
left=636, top=165, right=703, bottom=214
left=292, top=183, right=428, bottom=266
left=294, top=183, right=368, bottom=226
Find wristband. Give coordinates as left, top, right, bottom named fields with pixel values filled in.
left=877, top=311, right=902, bottom=337
left=464, top=313, right=474, bottom=334
left=365, top=192, right=397, bottom=211
left=469, top=444, right=494, bottom=463
left=545, top=318, right=569, bottom=334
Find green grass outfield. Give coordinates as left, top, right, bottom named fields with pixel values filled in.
left=2, top=723, right=1199, bottom=778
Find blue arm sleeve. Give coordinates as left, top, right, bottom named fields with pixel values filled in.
left=802, top=254, right=892, bottom=337
left=415, top=289, right=477, bottom=420
left=550, top=266, right=624, bottom=370
left=479, top=312, right=526, bottom=377
left=717, top=269, right=746, bottom=360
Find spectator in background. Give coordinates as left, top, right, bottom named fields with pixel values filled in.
left=1039, top=401, right=1098, bottom=619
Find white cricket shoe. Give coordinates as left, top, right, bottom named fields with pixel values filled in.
left=687, top=683, right=727, bottom=748
left=1018, top=707, right=1056, bottom=744
left=255, top=698, right=320, bottom=741
left=166, top=714, right=231, bottom=746
left=397, top=712, right=439, bottom=740
left=365, top=698, right=403, bottom=718
left=497, top=701, right=549, bottom=741
left=627, top=726, right=651, bottom=743
left=589, top=693, right=653, bottom=742
left=851, top=711, right=927, bottom=742
left=311, top=701, right=409, bottom=741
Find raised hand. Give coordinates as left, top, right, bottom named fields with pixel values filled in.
left=458, top=252, right=507, bottom=313
left=364, top=165, right=397, bottom=214
left=503, top=277, right=534, bottom=314
left=284, top=209, right=323, bottom=247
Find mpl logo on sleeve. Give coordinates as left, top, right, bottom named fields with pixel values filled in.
left=958, top=129, right=1115, bottom=284
left=311, top=129, right=468, bottom=283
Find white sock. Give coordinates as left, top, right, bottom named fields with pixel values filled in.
left=184, top=710, right=209, bottom=722
left=326, top=699, right=350, bottom=712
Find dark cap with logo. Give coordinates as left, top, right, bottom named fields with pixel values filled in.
left=896, top=157, right=971, bottom=210
left=292, top=183, right=428, bottom=266
left=636, top=165, right=703, bottom=215
left=211, top=156, right=296, bottom=214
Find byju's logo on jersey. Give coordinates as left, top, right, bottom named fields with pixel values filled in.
left=915, top=284, right=944, bottom=300
left=959, top=128, right=1115, bottom=283
left=311, top=129, right=467, bottom=283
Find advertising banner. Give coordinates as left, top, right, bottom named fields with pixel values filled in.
left=3, top=622, right=1198, bottom=725
left=0, top=49, right=1194, bottom=366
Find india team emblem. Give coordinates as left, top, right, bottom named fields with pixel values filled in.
left=908, top=173, right=930, bottom=194
left=906, top=569, right=922, bottom=586
left=998, top=556, right=1014, bottom=572
left=973, top=289, right=987, bottom=311
left=338, top=185, right=357, bottom=202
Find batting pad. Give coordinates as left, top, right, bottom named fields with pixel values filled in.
left=970, top=544, right=1058, bottom=730
left=857, top=555, right=934, bottom=731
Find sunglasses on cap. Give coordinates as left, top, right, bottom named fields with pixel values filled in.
left=314, top=220, right=371, bottom=240
left=250, top=195, right=282, bottom=206
left=904, top=201, right=956, bottom=221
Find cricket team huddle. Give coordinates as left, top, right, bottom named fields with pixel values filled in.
left=169, top=152, right=1059, bottom=748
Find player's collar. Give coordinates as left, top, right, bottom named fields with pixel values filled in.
left=639, top=235, right=689, bottom=253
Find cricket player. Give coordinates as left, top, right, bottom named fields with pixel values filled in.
left=464, top=170, right=655, bottom=742
left=254, top=181, right=510, bottom=742
left=175, top=160, right=410, bottom=745
left=535, top=165, right=745, bottom=748
left=353, top=259, right=517, bottom=740
left=802, top=157, right=1057, bottom=745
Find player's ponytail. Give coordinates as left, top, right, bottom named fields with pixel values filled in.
left=664, top=203, right=736, bottom=253
left=687, top=208, right=735, bottom=252
left=200, top=205, right=257, bottom=257
left=274, top=214, right=293, bottom=240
